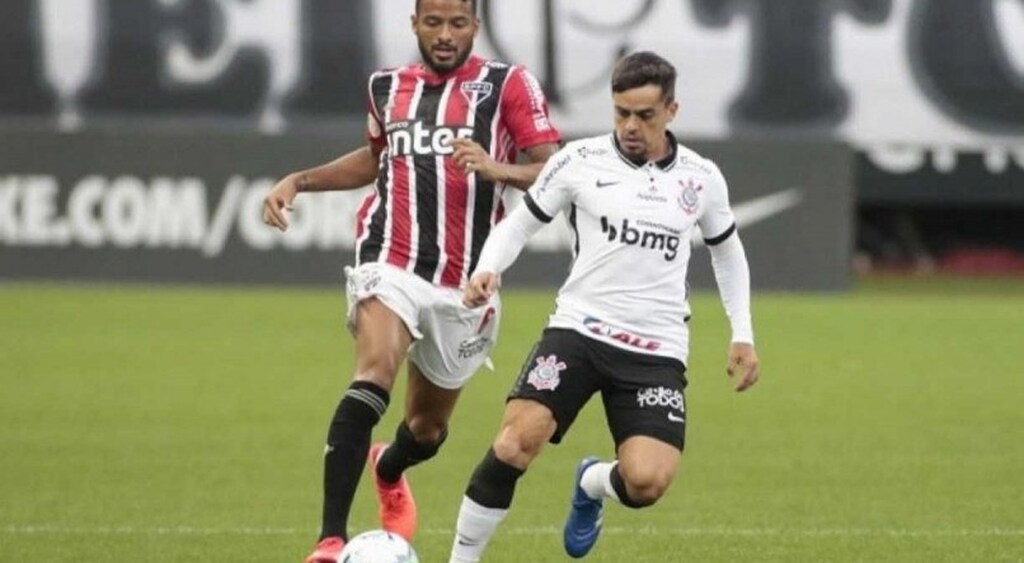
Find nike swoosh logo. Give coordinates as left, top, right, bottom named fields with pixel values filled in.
left=667, top=413, right=685, bottom=423
left=595, top=180, right=619, bottom=188
left=691, top=188, right=803, bottom=246
left=457, top=535, right=479, bottom=547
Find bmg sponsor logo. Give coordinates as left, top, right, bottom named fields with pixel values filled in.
left=600, top=216, right=680, bottom=261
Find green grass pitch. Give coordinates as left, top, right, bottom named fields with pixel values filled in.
left=1, top=277, right=1023, bottom=562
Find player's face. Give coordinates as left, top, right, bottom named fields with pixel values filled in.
left=413, top=0, right=479, bottom=74
left=612, top=85, right=679, bottom=161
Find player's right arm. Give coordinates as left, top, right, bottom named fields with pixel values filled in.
left=262, top=146, right=380, bottom=231
left=463, top=200, right=545, bottom=307
left=463, top=148, right=577, bottom=307
left=265, top=72, right=390, bottom=231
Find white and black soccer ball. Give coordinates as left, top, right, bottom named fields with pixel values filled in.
left=339, top=530, right=419, bottom=563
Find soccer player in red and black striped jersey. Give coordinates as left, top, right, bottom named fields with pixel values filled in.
left=262, top=1, right=561, bottom=561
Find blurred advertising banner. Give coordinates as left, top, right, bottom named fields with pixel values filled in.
left=2, top=0, right=1015, bottom=285
left=0, top=130, right=852, bottom=290
left=2, top=0, right=1022, bottom=145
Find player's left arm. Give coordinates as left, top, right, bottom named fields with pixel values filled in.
left=451, top=65, right=562, bottom=190
left=700, top=163, right=760, bottom=392
left=713, top=237, right=759, bottom=392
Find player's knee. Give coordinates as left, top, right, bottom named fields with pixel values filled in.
left=492, top=424, right=545, bottom=468
left=619, top=465, right=672, bottom=507
left=627, top=482, right=667, bottom=507
left=403, top=416, right=448, bottom=447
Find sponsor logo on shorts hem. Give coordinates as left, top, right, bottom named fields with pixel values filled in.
left=458, top=336, right=491, bottom=359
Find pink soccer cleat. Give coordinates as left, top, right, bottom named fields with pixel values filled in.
left=304, top=536, right=344, bottom=563
left=368, top=442, right=418, bottom=541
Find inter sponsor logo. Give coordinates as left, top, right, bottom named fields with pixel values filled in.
left=386, top=121, right=473, bottom=157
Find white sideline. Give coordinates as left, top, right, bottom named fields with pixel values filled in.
left=2, top=525, right=1022, bottom=537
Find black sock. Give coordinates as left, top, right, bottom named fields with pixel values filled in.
left=610, top=463, right=653, bottom=509
left=375, top=421, right=448, bottom=484
left=320, top=381, right=390, bottom=540
left=464, top=448, right=525, bottom=510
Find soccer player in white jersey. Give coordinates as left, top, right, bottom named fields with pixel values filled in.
left=448, top=51, right=760, bottom=562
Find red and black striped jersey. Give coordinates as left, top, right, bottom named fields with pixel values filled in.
left=356, top=55, right=561, bottom=288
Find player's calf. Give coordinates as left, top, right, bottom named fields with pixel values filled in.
left=376, top=421, right=448, bottom=483
left=319, top=381, right=391, bottom=539
left=449, top=448, right=526, bottom=562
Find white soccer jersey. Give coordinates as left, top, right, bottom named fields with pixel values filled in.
left=520, top=133, right=739, bottom=364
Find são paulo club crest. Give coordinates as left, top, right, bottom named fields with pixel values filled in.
left=526, top=354, right=566, bottom=391
left=678, top=178, right=703, bottom=215
left=460, top=81, right=493, bottom=105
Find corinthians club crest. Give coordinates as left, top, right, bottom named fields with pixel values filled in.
left=678, top=178, right=703, bottom=215
left=526, top=354, right=566, bottom=391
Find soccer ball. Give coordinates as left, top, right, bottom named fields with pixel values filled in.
left=339, top=530, right=419, bottom=563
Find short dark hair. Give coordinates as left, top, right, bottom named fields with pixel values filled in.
left=415, top=0, right=477, bottom=15
left=611, top=51, right=677, bottom=103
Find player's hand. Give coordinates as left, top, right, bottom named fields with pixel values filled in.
left=263, top=174, right=299, bottom=231
left=727, top=342, right=760, bottom=392
left=463, top=271, right=500, bottom=308
left=449, top=138, right=504, bottom=182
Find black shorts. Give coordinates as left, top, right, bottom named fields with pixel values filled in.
left=508, top=328, right=688, bottom=450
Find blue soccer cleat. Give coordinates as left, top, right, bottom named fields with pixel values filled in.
left=563, top=456, right=604, bottom=558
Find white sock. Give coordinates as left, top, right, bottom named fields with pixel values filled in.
left=580, top=461, right=621, bottom=503
left=448, top=495, right=509, bottom=563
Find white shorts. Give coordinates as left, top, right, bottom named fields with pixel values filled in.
left=344, top=262, right=500, bottom=390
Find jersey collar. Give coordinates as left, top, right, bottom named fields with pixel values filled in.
left=415, top=54, right=485, bottom=86
left=611, top=131, right=679, bottom=171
